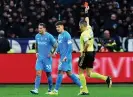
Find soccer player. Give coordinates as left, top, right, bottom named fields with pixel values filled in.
left=78, top=16, right=112, bottom=95
left=48, top=21, right=83, bottom=95
left=30, top=23, right=57, bottom=94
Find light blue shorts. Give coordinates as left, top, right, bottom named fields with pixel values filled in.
left=58, top=59, right=72, bottom=72
left=35, top=57, right=52, bottom=72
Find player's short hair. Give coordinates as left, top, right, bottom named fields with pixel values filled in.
left=39, top=23, right=46, bottom=28
left=79, top=20, right=87, bottom=27
left=55, top=21, right=64, bottom=26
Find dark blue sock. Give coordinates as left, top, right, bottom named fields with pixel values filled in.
left=47, top=75, right=53, bottom=91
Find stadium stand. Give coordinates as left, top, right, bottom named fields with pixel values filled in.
left=0, top=0, right=133, bottom=52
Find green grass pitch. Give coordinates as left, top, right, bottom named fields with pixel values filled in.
left=0, top=84, right=133, bottom=97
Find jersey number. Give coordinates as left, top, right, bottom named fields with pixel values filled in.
left=46, top=65, right=51, bottom=70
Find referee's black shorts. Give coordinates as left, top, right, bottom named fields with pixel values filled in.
left=78, top=51, right=96, bottom=69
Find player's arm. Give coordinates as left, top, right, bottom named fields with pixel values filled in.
left=63, top=34, right=72, bottom=61
left=84, top=17, right=92, bottom=52
left=35, top=35, right=39, bottom=57
left=80, top=3, right=90, bottom=55
left=49, top=35, right=58, bottom=56
left=83, top=41, right=89, bottom=52
left=85, top=17, right=90, bottom=26
left=56, top=44, right=59, bottom=53
left=84, top=6, right=93, bottom=52
left=84, top=3, right=90, bottom=26
left=35, top=43, right=38, bottom=53
left=51, top=42, right=58, bottom=55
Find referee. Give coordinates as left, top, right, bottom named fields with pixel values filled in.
left=78, top=6, right=112, bottom=95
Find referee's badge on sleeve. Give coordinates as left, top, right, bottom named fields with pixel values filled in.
left=83, top=36, right=89, bottom=42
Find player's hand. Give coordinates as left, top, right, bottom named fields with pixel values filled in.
left=85, top=6, right=89, bottom=13
left=36, top=53, right=38, bottom=58
left=62, top=57, right=67, bottom=62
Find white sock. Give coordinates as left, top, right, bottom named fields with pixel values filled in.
left=54, top=89, right=58, bottom=92
left=35, top=88, right=38, bottom=91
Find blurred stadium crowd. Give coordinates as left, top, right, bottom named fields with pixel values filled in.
left=0, top=0, right=133, bottom=38
left=0, top=0, right=133, bottom=53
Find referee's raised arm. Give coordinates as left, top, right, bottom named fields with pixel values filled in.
left=84, top=2, right=90, bottom=27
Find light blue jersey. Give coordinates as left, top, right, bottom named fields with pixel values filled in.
left=35, top=32, right=56, bottom=59
left=57, top=31, right=73, bottom=71
left=35, top=32, right=56, bottom=72
left=53, top=31, right=82, bottom=92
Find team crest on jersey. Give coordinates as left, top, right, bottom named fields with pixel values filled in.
left=38, top=41, right=47, bottom=45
